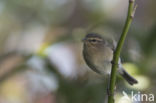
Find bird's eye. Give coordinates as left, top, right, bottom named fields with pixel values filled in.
left=91, top=39, right=97, bottom=42
left=90, top=39, right=98, bottom=42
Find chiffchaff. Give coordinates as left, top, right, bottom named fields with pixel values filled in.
left=82, top=33, right=138, bottom=85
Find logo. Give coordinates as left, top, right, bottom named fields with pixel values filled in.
left=119, top=91, right=155, bottom=102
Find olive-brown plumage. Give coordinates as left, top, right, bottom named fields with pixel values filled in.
left=83, top=33, right=138, bottom=85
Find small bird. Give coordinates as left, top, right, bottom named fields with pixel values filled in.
left=82, top=33, right=138, bottom=85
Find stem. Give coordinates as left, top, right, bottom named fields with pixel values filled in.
left=108, top=0, right=136, bottom=103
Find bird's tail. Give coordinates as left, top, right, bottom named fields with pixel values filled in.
left=119, top=68, right=138, bottom=85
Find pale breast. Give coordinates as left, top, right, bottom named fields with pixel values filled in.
left=89, top=46, right=113, bottom=74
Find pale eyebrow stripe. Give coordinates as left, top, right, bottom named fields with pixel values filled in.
left=88, top=38, right=103, bottom=41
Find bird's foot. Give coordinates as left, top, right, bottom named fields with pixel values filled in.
left=111, top=61, right=119, bottom=66
left=107, top=88, right=114, bottom=96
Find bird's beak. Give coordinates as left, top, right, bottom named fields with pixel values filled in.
left=82, top=38, right=86, bottom=42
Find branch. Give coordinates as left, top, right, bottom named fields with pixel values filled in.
left=108, top=0, right=137, bottom=103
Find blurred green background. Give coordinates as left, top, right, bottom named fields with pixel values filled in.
left=0, top=0, right=156, bottom=103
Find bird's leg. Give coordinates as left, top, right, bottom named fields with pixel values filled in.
left=111, top=61, right=119, bottom=66
left=111, top=60, right=121, bottom=70
left=106, top=73, right=117, bottom=97
left=106, top=74, right=114, bottom=96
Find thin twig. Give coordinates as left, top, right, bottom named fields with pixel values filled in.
left=107, top=0, right=137, bottom=103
